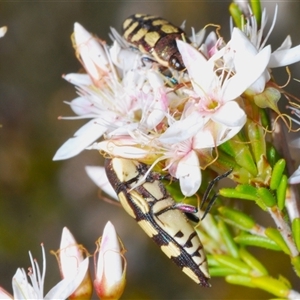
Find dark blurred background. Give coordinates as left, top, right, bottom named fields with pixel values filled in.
left=0, top=1, right=300, bottom=299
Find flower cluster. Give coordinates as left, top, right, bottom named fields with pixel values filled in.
left=53, top=6, right=300, bottom=197
left=52, top=1, right=300, bottom=298
left=0, top=222, right=126, bottom=300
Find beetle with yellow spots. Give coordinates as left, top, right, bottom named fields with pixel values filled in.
left=123, top=14, right=190, bottom=71
left=105, top=157, right=210, bottom=287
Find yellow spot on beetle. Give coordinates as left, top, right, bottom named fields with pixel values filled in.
left=138, top=219, right=159, bottom=237
left=145, top=31, right=160, bottom=47
left=119, top=192, right=136, bottom=219
left=182, top=267, right=199, bottom=284
left=124, top=22, right=139, bottom=39
left=123, top=18, right=133, bottom=30
left=161, top=24, right=179, bottom=34
left=152, top=19, right=168, bottom=26
left=161, top=242, right=181, bottom=258
left=131, top=27, right=148, bottom=42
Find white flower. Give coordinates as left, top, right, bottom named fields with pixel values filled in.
left=0, top=244, right=89, bottom=300
left=235, top=5, right=300, bottom=76
left=225, top=28, right=272, bottom=95
left=177, top=40, right=255, bottom=140
left=53, top=23, right=168, bottom=161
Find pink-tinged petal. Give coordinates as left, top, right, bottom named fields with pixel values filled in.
left=0, top=26, right=7, bottom=38
left=0, top=288, right=12, bottom=299
left=223, top=45, right=271, bottom=100
left=211, top=101, right=246, bottom=128
left=288, top=165, right=300, bottom=185
left=63, top=73, right=92, bottom=86
left=85, top=166, right=118, bottom=200
left=74, top=23, right=109, bottom=79
left=44, top=258, right=89, bottom=300
left=159, top=112, right=207, bottom=144
left=269, top=44, right=300, bottom=68
left=177, top=40, right=215, bottom=96
left=88, top=140, right=149, bottom=159
left=53, top=119, right=107, bottom=160
left=94, top=222, right=125, bottom=300
left=176, top=151, right=201, bottom=196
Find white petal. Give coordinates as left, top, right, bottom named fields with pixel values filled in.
left=12, top=269, right=37, bottom=299
left=85, top=166, right=118, bottom=200
left=63, top=73, right=92, bottom=86
left=69, top=97, right=94, bottom=115
left=0, top=26, right=7, bottom=38
left=276, top=35, right=292, bottom=51
left=176, top=151, right=201, bottom=196
left=177, top=40, right=215, bottom=96
left=89, top=140, right=149, bottom=159
left=223, top=45, right=271, bottom=100
left=60, top=228, right=83, bottom=279
left=288, top=165, right=300, bottom=185
left=230, top=28, right=258, bottom=67
left=44, top=258, right=89, bottom=300
left=74, top=23, right=109, bottom=79
left=159, top=112, right=207, bottom=144
left=53, top=119, right=107, bottom=160
left=96, top=222, right=123, bottom=284
left=110, top=41, right=141, bottom=71
left=212, top=101, right=246, bottom=128
left=269, top=44, right=300, bottom=68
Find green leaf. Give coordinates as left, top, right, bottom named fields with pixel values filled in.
left=218, top=206, right=256, bottom=230
left=219, top=137, right=257, bottom=176
left=251, top=276, right=290, bottom=298
left=270, top=159, right=286, bottom=190
left=225, top=274, right=255, bottom=288
left=276, top=175, right=287, bottom=210
left=259, top=107, right=270, bottom=129
left=266, top=144, right=281, bottom=168
left=218, top=220, right=239, bottom=258
left=214, top=255, right=252, bottom=275
left=291, top=256, right=300, bottom=277
left=292, top=218, right=300, bottom=252
left=234, top=234, right=281, bottom=251
left=220, top=185, right=257, bottom=201
left=239, top=247, right=268, bottom=276
left=265, top=228, right=290, bottom=255
left=257, top=187, right=276, bottom=207
left=209, top=267, right=237, bottom=277
left=247, top=122, right=266, bottom=164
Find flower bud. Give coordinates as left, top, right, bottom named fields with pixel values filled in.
left=59, top=227, right=93, bottom=299
left=94, top=221, right=126, bottom=300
